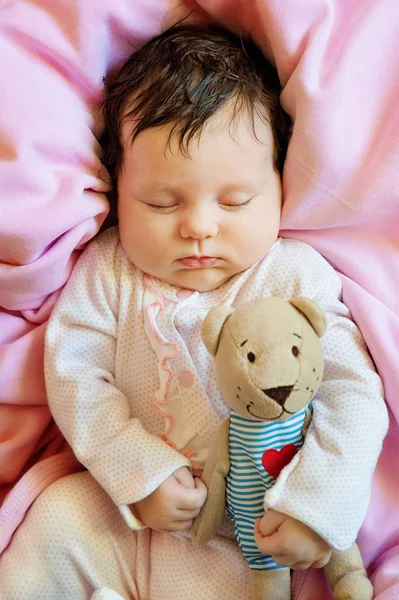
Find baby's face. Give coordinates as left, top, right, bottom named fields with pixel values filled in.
left=117, top=108, right=282, bottom=292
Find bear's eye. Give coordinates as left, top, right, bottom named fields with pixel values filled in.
left=247, top=352, right=256, bottom=363
left=291, top=346, right=299, bottom=357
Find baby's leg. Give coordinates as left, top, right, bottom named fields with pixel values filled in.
left=0, top=471, right=147, bottom=600
left=0, top=471, right=251, bottom=599
left=150, top=519, right=250, bottom=599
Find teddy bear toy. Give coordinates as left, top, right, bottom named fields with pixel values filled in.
left=192, top=296, right=373, bottom=600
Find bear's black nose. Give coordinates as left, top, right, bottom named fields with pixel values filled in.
left=262, top=385, right=294, bottom=406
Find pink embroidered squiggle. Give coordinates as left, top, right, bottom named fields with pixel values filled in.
left=144, top=275, right=198, bottom=462
left=144, top=275, right=178, bottom=445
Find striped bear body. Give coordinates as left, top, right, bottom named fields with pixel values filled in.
left=226, top=407, right=309, bottom=570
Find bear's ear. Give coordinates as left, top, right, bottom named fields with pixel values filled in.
left=289, top=297, right=327, bottom=338
left=201, top=306, right=234, bottom=356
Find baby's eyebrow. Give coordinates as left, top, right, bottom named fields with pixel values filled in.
left=151, top=184, right=177, bottom=196
left=240, top=339, right=248, bottom=347
left=135, top=183, right=176, bottom=199
left=293, top=333, right=302, bottom=339
left=219, top=181, right=263, bottom=194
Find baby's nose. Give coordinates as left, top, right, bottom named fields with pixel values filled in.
left=180, top=209, right=218, bottom=240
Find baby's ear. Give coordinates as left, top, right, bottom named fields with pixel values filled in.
left=201, top=306, right=234, bottom=356
left=289, top=297, right=327, bottom=338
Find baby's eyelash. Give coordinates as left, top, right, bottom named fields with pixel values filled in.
left=220, top=199, right=252, bottom=210
left=146, top=204, right=177, bottom=212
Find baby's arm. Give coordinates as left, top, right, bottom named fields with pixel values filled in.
left=262, top=255, right=389, bottom=553
left=45, top=231, right=199, bottom=529
left=260, top=244, right=389, bottom=554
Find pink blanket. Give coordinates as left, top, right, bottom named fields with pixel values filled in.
left=1, top=1, right=398, bottom=597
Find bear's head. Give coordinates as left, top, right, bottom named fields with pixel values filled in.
left=201, top=297, right=326, bottom=421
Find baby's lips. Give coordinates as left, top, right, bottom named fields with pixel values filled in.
left=178, top=257, right=218, bottom=268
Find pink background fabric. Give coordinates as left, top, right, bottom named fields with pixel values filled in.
left=0, top=0, right=398, bottom=597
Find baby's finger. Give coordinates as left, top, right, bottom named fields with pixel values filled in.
left=194, top=477, right=207, bottom=504
left=194, top=477, right=207, bottom=493
left=254, top=518, right=261, bottom=535
left=174, top=507, right=201, bottom=521
left=173, top=466, right=195, bottom=489
left=254, top=526, right=271, bottom=552
left=253, top=527, right=282, bottom=556
left=311, top=552, right=332, bottom=569
left=270, top=554, right=294, bottom=568
left=272, top=547, right=331, bottom=571
left=176, top=484, right=207, bottom=511
left=258, top=510, right=285, bottom=537
left=288, top=560, right=312, bottom=571
left=267, top=554, right=312, bottom=570
left=169, top=518, right=193, bottom=532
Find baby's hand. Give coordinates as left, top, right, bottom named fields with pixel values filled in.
left=134, top=466, right=207, bottom=532
left=254, top=510, right=332, bottom=570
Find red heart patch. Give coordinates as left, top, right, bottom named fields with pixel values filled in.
left=262, top=444, right=298, bottom=479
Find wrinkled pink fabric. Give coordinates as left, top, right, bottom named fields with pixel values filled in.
left=0, top=0, right=398, bottom=597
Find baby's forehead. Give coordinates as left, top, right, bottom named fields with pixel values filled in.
left=120, top=102, right=274, bottom=157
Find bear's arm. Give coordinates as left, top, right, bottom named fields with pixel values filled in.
left=192, top=416, right=230, bottom=546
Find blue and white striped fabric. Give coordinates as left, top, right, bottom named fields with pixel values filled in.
left=226, top=406, right=309, bottom=571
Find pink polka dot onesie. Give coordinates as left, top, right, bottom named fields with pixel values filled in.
left=0, top=227, right=387, bottom=599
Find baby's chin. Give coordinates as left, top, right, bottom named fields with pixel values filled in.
left=167, top=268, right=240, bottom=293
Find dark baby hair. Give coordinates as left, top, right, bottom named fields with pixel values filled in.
left=101, top=23, right=291, bottom=185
